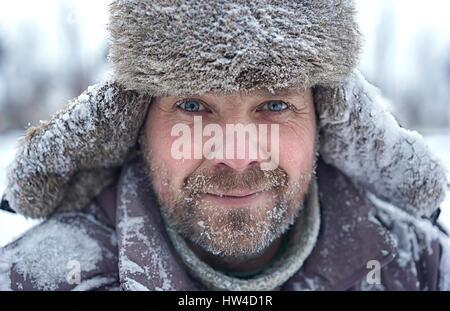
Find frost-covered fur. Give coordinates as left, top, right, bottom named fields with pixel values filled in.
left=3, top=1, right=448, bottom=219
left=108, top=0, right=363, bottom=96
left=5, top=72, right=447, bottom=219
left=5, top=82, right=151, bottom=218
left=315, top=70, right=448, bottom=217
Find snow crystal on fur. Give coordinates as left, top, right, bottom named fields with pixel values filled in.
left=4, top=81, right=151, bottom=218
left=316, top=70, right=448, bottom=217
left=108, top=0, right=363, bottom=96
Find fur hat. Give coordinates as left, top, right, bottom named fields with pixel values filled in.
left=2, top=0, right=448, bottom=219
left=108, top=0, right=363, bottom=95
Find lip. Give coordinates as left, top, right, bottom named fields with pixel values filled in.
left=203, top=189, right=266, bottom=206
left=210, top=189, right=260, bottom=197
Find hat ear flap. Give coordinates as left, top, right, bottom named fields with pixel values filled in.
left=315, top=70, right=448, bottom=218
left=5, top=81, right=151, bottom=219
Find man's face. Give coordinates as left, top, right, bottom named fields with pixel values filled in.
left=142, top=88, right=317, bottom=257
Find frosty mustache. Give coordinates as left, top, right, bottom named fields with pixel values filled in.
left=181, top=165, right=289, bottom=197
left=171, top=116, right=280, bottom=170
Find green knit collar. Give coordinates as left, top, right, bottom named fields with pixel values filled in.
left=218, top=231, right=290, bottom=280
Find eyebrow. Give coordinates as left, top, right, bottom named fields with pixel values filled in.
left=168, top=88, right=303, bottom=101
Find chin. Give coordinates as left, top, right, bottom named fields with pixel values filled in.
left=178, top=197, right=301, bottom=257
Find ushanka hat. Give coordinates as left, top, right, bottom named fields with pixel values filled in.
left=2, top=0, right=448, bottom=220
left=108, top=0, right=362, bottom=95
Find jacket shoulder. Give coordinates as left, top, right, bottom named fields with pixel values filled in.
left=0, top=208, right=119, bottom=291
left=357, top=194, right=450, bottom=291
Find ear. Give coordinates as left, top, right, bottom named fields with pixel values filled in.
left=315, top=70, right=448, bottom=218
left=5, top=81, right=152, bottom=219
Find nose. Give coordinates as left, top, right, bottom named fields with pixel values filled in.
left=210, top=157, right=261, bottom=172
left=206, top=124, right=264, bottom=172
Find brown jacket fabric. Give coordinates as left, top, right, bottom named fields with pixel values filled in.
left=1, top=156, right=448, bottom=291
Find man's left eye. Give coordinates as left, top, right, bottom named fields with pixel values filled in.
left=258, top=101, right=289, bottom=112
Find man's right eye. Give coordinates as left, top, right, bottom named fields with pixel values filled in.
left=176, top=99, right=208, bottom=113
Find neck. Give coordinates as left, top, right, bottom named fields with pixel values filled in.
left=185, top=236, right=284, bottom=274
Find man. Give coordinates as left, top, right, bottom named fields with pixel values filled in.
left=0, top=0, right=449, bottom=291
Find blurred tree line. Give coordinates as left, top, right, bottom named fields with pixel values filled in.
left=362, top=1, right=450, bottom=130
left=0, top=2, right=109, bottom=133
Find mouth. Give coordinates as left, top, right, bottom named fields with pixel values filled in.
left=202, top=189, right=267, bottom=206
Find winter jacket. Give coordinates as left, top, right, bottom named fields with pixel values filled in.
left=0, top=156, right=448, bottom=291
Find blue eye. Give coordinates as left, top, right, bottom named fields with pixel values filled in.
left=260, top=100, right=289, bottom=112
left=177, top=99, right=207, bottom=112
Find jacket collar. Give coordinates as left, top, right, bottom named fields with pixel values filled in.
left=115, top=157, right=198, bottom=290
left=114, top=156, right=397, bottom=291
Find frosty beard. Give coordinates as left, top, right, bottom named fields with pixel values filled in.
left=143, top=147, right=315, bottom=259
left=184, top=169, right=314, bottom=256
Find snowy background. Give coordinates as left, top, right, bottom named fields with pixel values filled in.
left=1, top=0, right=449, bottom=246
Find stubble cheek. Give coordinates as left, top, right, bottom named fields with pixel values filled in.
left=144, top=122, right=174, bottom=206
left=277, top=124, right=316, bottom=183
left=145, top=133, right=203, bottom=210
